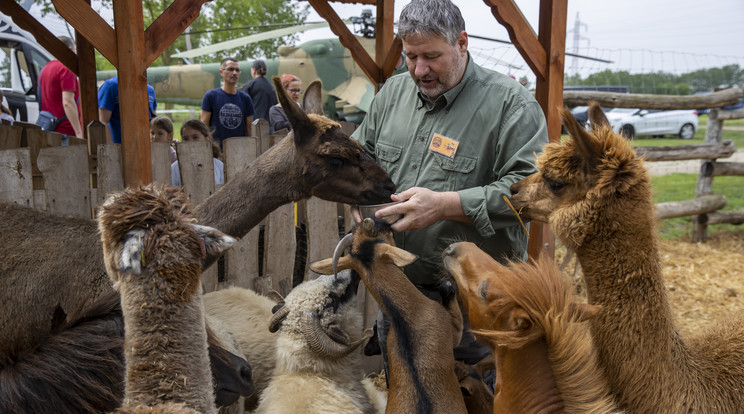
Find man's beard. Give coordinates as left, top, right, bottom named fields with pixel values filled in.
left=415, top=51, right=466, bottom=102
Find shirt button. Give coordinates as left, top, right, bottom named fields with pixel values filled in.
left=419, top=136, right=425, bottom=141
left=412, top=165, right=418, bottom=170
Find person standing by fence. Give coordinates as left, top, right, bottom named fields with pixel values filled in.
left=201, top=57, right=255, bottom=149
left=269, top=74, right=302, bottom=133
left=37, top=36, right=83, bottom=138
left=98, top=76, right=157, bottom=144
left=242, top=59, right=276, bottom=122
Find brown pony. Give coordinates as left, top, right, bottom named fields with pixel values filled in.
left=443, top=242, right=619, bottom=414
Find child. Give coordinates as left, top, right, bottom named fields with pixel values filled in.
left=149, top=116, right=177, bottom=163
left=171, top=119, right=225, bottom=187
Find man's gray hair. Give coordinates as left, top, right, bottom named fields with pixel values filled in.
left=397, top=0, right=466, bottom=45
left=58, top=36, right=75, bottom=49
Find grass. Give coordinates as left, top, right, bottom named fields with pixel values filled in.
left=651, top=174, right=744, bottom=240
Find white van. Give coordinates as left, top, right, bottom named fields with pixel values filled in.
left=0, top=13, right=54, bottom=124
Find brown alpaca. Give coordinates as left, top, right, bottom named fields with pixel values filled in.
left=443, top=242, right=619, bottom=414
left=0, top=77, right=394, bottom=363
left=98, top=185, right=236, bottom=413
left=310, top=218, right=467, bottom=414
left=509, top=103, right=744, bottom=413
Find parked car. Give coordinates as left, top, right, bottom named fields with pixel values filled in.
left=603, top=108, right=699, bottom=139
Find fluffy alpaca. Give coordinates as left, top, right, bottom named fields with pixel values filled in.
left=98, top=185, right=235, bottom=413
left=509, top=103, right=744, bottom=413
left=443, top=243, right=620, bottom=414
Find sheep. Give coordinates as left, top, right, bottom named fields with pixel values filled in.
left=98, top=184, right=237, bottom=413
left=508, top=103, right=744, bottom=413
left=443, top=242, right=620, bottom=414
left=253, top=269, right=384, bottom=414
left=0, top=287, right=254, bottom=414
left=0, top=76, right=395, bottom=364
left=310, top=218, right=468, bottom=414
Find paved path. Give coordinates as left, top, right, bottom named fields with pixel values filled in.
left=645, top=150, right=744, bottom=176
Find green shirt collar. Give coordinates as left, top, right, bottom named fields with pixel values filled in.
left=416, top=52, right=473, bottom=112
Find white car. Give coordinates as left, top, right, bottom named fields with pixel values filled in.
left=604, top=108, right=699, bottom=139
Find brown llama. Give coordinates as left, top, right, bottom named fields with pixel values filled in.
left=310, top=218, right=468, bottom=414
left=0, top=76, right=394, bottom=364
left=98, top=185, right=236, bottom=413
left=509, top=103, right=744, bottom=413
left=443, top=241, right=620, bottom=414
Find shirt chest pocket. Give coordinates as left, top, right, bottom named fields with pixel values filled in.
left=376, top=142, right=403, bottom=176
left=433, top=155, right=477, bottom=191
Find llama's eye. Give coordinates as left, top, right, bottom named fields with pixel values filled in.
left=544, top=177, right=565, bottom=193
left=327, top=157, right=345, bottom=168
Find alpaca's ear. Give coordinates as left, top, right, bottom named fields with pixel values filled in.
left=560, top=106, right=603, bottom=170
left=191, top=224, right=236, bottom=257
left=587, top=101, right=610, bottom=131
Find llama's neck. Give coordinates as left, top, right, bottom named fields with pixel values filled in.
left=195, top=137, right=304, bottom=239
left=491, top=339, right=565, bottom=414
left=119, top=267, right=216, bottom=413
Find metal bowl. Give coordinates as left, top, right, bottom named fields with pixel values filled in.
left=358, top=201, right=403, bottom=224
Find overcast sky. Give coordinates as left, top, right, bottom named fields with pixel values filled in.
left=300, top=0, right=744, bottom=82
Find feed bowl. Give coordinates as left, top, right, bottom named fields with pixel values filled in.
left=358, top=202, right=403, bottom=225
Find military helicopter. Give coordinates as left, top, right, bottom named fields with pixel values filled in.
left=98, top=10, right=407, bottom=123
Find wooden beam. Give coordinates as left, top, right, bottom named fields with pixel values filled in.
left=563, top=88, right=743, bottom=109
left=52, top=0, right=118, bottom=68
left=144, top=0, right=210, bottom=68
left=381, top=37, right=403, bottom=80
left=0, top=1, right=77, bottom=73
left=375, top=0, right=395, bottom=88
left=308, top=0, right=381, bottom=84
left=483, top=0, right=546, bottom=80
left=76, top=26, right=98, bottom=138
left=113, top=1, right=151, bottom=186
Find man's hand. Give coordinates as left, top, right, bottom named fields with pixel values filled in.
left=386, top=187, right=467, bottom=232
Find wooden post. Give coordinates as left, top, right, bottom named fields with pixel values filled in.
left=692, top=109, right=725, bottom=242
left=113, top=1, right=151, bottom=187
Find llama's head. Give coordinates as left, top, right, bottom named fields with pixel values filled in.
left=272, top=76, right=396, bottom=204
left=442, top=241, right=599, bottom=349
left=508, top=103, right=652, bottom=249
left=98, top=185, right=235, bottom=300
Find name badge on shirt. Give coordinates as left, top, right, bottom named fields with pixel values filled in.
left=428, top=133, right=459, bottom=161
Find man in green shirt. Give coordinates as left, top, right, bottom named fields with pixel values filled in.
left=351, top=0, right=548, bottom=379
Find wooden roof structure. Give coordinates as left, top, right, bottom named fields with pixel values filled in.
left=0, top=0, right=566, bottom=259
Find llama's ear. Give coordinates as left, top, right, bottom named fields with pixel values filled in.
left=378, top=244, right=419, bottom=267
left=119, top=228, right=146, bottom=274
left=587, top=101, right=610, bottom=131
left=191, top=224, right=236, bottom=257
left=571, top=302, right=601, bottom=323
left=272, top=76, right=315, bottom=147
left=303, top=80, right=324, bottom=115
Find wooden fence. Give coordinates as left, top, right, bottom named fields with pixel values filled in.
left=0, top=117, right=383, bottom=371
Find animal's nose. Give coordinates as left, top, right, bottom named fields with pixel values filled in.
left=509, top=182, right=520, bottom=195
left=238, top=365, right=255, bottom=396
left=442, top=243, right=456, bottom=258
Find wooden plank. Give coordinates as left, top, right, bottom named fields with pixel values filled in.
left=223, top=136, right=260, bottom=290
left=37, top=145, right=90, bottom=218
left=635, top=140, right=736, bottom=161
left=655, top=194, right=727, bottom=220
left=715, top=107, right=744, bottom=121
left=484, top=0, right=546, bottom=80
left=51, top=0, right=117, bottom=67
left=712, top=161, right=744, bottom=177
left=151, top=141, right=172, bottom=185
left=264, top=204, right=296, bottom=297
left=303, top=197, right=341, bottom=281
left=0, top=148, right=33, bottom=207
left=563, top=88, right=743, bottom=109
left=0, top=123, right=23, bottom=150
left=175, top=140, right=216, bottom=203
left=706, top=210, right=744, bottom=225
left=144, top=0, right=209, bottom=67
left=76, top=24, right=98, bottom=135
left=96, top=144, right=124, bottom=208
left=87, top=120, right=108, bottom=189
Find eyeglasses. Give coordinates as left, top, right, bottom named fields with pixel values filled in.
left=224, top=67, right=241, bottom=72
left=287, top=88, right=302, bottom=93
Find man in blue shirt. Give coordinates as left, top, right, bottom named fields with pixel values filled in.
left=201, top=57, right=255, bottom=148
left=97, top=76, right=157, bottom=144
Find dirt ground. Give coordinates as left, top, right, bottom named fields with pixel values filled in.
left=557, top=229, right=744, bottom=338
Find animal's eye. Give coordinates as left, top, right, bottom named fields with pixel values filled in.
left=544, top=177, right=565, bottom=193
left=327, top=157, right=345, bottom=169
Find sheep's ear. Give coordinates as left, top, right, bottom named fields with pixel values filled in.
left=570, top=302, right=601, bottom=323
left=303, top=80, right=324, bottom=115
left=273, top=76, right=314, bottom=146
left=119, top=228, right=146, bottom=274
left=191, top=224, right=236, bottom=257
left=377, top=244, right=419, bottom=267
left=309, top=257, right=353, bottom=274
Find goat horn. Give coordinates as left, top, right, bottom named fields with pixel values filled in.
left=332, top=233, right=354, bottom=278
left=300, top=312, right=373, bottom=359
left=268, top=290, right=285, bottom=305
left=268, top=305, right=290, bottom=333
